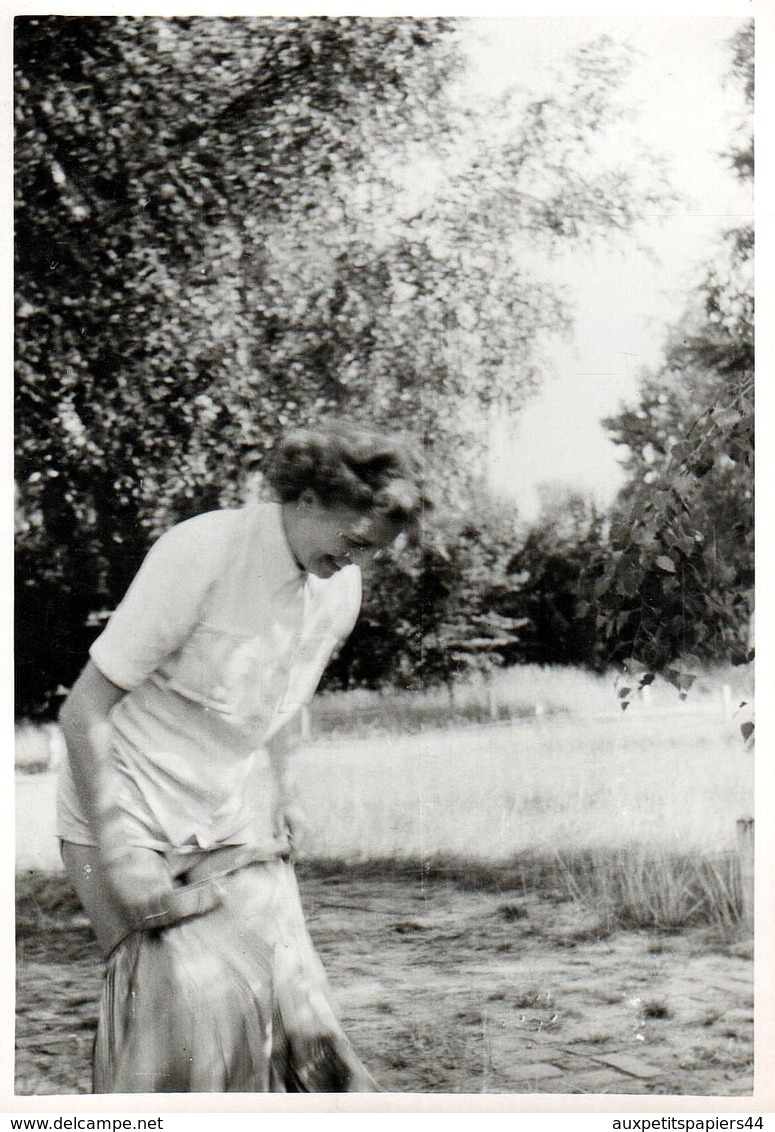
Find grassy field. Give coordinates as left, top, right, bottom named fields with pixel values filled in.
left=308, top=662, right=753, bottom=739
left=294, top=711, right=750, bottom=859
left=17, top=664, right=754, bottom=932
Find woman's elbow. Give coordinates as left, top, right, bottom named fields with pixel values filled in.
left=58, top=662, right=123, bottom=739
left=58, top=686, right=87, bottom=748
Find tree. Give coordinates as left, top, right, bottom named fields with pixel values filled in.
left=15, top=15, right=461, bottom=715
left=323, top=489, right=527, bottom=693
left=501, top=487, right=606, bottom=669
left=579, top=22, right=753, bottom=692
left=15, top=17, right=460, bottom=551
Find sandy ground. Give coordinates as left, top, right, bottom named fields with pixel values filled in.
left=15, top=771, right=753, bottom=1098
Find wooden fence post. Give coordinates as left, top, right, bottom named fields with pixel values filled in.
left=736, top=817, right=754, bottom=929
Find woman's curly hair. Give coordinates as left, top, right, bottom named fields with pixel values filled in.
left=266, top=421, right=429, bottom=526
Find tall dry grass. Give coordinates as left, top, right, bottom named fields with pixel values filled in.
left=293, top=711, right=751, bottom=861
left=310, top=662, right=752, bottom=738
left=294, top=665, right=753, bottom=931
left=551, top=846, right=744, bottom=932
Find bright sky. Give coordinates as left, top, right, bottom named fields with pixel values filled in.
left=462, top=17, right=753, bottom=520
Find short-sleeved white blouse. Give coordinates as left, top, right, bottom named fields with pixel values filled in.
left=56, top=503, right=361, bottom=854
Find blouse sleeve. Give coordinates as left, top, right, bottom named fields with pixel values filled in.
left=89, top=510, right=239, bottom=691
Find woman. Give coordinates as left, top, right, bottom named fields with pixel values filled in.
left=57, top=421, right=426, bottom=1093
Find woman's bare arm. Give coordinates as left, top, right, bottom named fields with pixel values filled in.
left=58, top=659, right=128, bottom=851
left=58, top=661, right=210, bottom=924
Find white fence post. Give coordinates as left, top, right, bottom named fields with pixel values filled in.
left=722, top=684, right=734, bottom=719
left=736, top=817, right=754, bottom=929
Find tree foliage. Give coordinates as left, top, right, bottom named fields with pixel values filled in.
left=502, top=488, right=605, bottom=669
left=579, top=22, right=753, bottom=690
left=324, top=492, right=527, bottom=691
left=15, top=15, right=462, bottom=714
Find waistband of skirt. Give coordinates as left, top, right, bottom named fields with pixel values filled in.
left=174, top=840, right=292, bottom=884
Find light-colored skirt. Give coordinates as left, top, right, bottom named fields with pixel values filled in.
left=93, top=852, right=377, bottom=1093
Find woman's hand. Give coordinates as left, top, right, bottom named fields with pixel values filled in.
left=100, top=843, right=176, bottom=922
left=270, top=784, right=307, bottom=852
left=100, top=843, right=223, bottom=931
left=279, top=800, right=307, bottom=852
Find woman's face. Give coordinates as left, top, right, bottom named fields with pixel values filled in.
left=285, top=492, right=403, bottom=579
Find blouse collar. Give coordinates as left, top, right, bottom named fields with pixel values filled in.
left=263, top=502, right=307, bottom=592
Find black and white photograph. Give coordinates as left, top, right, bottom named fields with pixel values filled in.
left=10, top=1, right=766, bottom=1111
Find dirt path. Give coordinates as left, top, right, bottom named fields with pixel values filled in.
left=16, top=867, right=753, bottom=1097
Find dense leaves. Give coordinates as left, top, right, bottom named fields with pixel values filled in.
left=324, top=496, right=527, bottom=691
left=579, top=22, right=753, bottom=685
left=502, top=489, right=606, bottom=669
left=15, top=15, right=462, bottom=714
